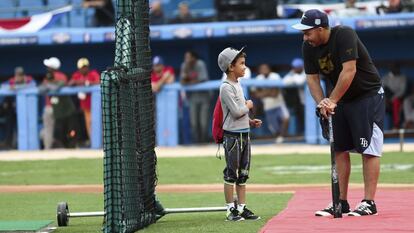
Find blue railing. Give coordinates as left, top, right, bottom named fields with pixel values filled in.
left=0, top=79, right=325, bottom=150
left=0, top=85, right=101, bottom=150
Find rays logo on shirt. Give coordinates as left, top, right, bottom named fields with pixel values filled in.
left=318, top=53, right=334, bottom=74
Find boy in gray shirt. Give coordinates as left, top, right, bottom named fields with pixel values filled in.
left=218, top=47, right=262, bottom=221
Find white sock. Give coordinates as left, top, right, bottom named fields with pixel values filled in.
left=237, top=204, right=246, bottom=213
left=226, top=202, right=234, bottom=212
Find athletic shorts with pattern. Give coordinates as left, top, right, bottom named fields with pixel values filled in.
left=223, top=131, right=251, bottom=185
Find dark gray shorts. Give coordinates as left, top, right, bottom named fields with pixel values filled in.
left=223, top=131, right=251, bottom=185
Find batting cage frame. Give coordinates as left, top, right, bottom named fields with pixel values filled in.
left=56, top=0, right=226, bottom=231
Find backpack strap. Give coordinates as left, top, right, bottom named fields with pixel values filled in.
left=221, top=81, right=237, bottom=127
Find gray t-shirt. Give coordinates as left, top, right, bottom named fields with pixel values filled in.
left=220, top=79, right=249, bottom=131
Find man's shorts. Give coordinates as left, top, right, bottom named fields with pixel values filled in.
left=333, top=88, right=385, bottom=156
left=223, top=131, right=251, bottom=185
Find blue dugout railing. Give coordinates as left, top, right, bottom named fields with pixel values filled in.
left=0, top=85, right=101, bottom=150
left=0, top=80, right=324, bottom=150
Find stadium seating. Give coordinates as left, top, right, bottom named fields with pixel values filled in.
left=0, top=0, right=18, bottom=18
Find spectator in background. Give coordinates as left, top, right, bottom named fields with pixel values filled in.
left=8, top=67, right=36, bottom=90
left=382, top=63, right=407, bottom=129
left=150, top=0, right=165, bottom=25
left=83, top=0, right=115, bottom=27
left=283, top=58, right=306, bottom=134
left=69, top=58, right=100, bottom=143
left=253, top=63, right=289, bottom=143
left=39, top=57, right=77, bottom=149
left=170, top=1, right=193, bottom=24
left=377, top=0, right=410, bottom=14
left=180, top=50, right=210, bottom=143
left=330, top=0, right=374, bottom=17
left=151, top=56, right=175, bottom=93
left=403, top=85, right=414, bottom=129
left=0, top=67, right=36, bottom=149
left=0, top=94, right=15, bottom=149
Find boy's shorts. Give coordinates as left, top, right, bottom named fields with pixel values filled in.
left=333, top=88, right=385, bottom=156
left=223, top=131, right=251, bottom=185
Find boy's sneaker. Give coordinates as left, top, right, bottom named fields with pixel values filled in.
left=315, top=200, right=350, bottom=217
left=240, top=207, right=261, bottom=220
left=226, top=207, right=244, bottom=221
left=348, top=200, right=378, bottom=216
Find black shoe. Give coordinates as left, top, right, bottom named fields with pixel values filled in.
left=348, top=200, right=378, bottom=216
left=226, top=207, right=244, bottom=221
left=315, top=200, right=350, bottom=217
left=240, top=207, right=261, bottom=220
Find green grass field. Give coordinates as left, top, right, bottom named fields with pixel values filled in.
left=0, top=152, right=413, bottom=232
left=1, top=152, right=413, bottom=185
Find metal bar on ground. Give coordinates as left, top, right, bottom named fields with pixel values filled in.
left=164, top=207, right=226, bottom=214
left=68, top=211, right=104, bottom=217
left=66, top=207, right=226, bottom=218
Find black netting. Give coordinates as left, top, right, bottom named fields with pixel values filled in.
left=102, top=1, right=157, bottom=232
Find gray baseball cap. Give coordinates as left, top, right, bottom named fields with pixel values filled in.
left=218, top=46, right=245, bottom=72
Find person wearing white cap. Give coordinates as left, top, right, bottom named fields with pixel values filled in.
left=40, top=57, right=76, bottom=149
left=292, top=9, right=384, bottom=217
left=218, top=47, right=262, bottom=222
left=69, top=58, right=100, bottom=142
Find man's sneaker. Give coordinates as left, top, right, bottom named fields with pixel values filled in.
left=226, top=207, right=244, bottom=221
left=315, top=200, right=350, bottom=217
left=240, top=207, right=261, bottom=220
left=348, top=200, right=378, bottom=216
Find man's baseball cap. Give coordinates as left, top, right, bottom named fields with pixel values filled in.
left=43, top=57, right=61, bottom=70
left=77, top=58, right=90, bottom=69
left=152, top=56, right=164, bottom=65
left=292, top=9, right=329, bottom=31
left=218, top=46, right=245, bottom=72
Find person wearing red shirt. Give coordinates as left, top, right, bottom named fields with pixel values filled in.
left=9, top=66, right=36, bottom=90
left=69, top=58, right=100, bottom=140
left=151, top=56, right=175, bottom=93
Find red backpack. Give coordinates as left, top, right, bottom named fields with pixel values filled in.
left=212, top=81, right=233, bottom=144
left=212, top=97, right=230, bottom=143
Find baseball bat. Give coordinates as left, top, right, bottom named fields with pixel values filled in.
left=328, top=115, right=342, bottom=218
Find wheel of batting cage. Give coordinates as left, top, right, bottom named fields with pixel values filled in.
left=57, top=202, right=69, bottom=226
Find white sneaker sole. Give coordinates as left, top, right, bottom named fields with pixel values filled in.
left=348, top=212, right=378, bottom=216
left=225, top=217, right=245, bottom=222
left=315, top=210, right=333, bottom=217
left=315, top=211, right=350, bottom=217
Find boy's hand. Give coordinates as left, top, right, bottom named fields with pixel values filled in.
left=245, top=100, right=253, bottom=109
left=249, top=119, right=262, bottom=128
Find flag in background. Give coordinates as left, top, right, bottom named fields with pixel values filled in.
left=0, top=5, right=72, bottom=34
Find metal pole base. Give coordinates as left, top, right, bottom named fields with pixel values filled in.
left=57, top=202, right=226, bottom=227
